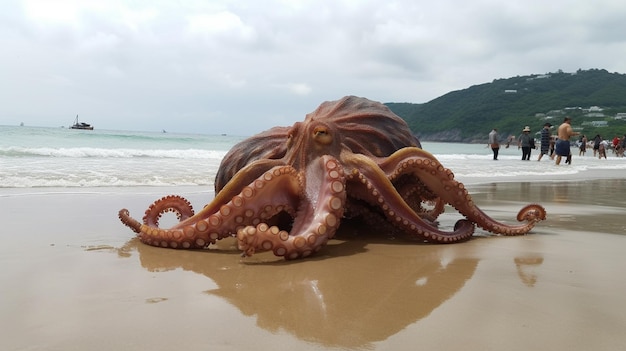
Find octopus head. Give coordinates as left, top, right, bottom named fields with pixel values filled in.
left=284, top=119, right=343, bottom=167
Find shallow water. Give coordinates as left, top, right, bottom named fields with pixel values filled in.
left=2, top=125, right=626, bottom=188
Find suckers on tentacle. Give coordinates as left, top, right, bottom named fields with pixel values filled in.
left=377, top=147, right=546, bottom=237
left=236, top=155, right=347, bottom=259
left=119, top=166, right=303, bottom=250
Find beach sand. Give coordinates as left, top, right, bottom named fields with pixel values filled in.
left=1, top=175, right=625, bottom=351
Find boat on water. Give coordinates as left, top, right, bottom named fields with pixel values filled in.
left=70, top=115, right=94, bottom=130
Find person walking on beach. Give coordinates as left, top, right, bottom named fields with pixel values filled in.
left=549, top=134, right=556, bottom=159
left=505, top=135, right=515, bottom=148
left=555, top=117, right=580, bottom=165
left=518, top=126, right=533, bottom=161
left=488, top=128, right=500, bottom=160
left=598, top=140, right=608, bottom=159
left=612, top=135, right=620, bottom=155
left=537, top=123, right=552, bottom=161
left=619, top=134, right=626, bottom=157
left=579, top=134, right=587, bottom=156
left=593, top=134, right=602, bottom=157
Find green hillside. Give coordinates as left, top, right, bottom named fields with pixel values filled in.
left=386, top=69, right=626, bottom=143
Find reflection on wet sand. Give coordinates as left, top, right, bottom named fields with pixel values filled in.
left=117, top=235, right=480, bottom=349
left=470, top=179, right=626, bottom=235
left=514, top=256, right=544, bottom=287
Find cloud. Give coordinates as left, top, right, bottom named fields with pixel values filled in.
left=284, top=83, right=311, bottom=95
left=2, top=0, right=626, bottom=135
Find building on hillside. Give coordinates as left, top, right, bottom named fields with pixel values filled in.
left=581, top=121, right=608, bottom=127
left=526, top=74, right=551, bottom=81
left=547, top=109, right=564, bottom=116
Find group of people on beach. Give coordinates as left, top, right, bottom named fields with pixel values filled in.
left=488, top=116, right=590, bottom=165
left=582, top=133, right=626, bottom=158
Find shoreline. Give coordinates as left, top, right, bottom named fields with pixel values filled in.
left=458, top=167, right=625, bottom=185
left=1, top=162, right=623, bottom=195
left=1, top=171, right=625, bottom=350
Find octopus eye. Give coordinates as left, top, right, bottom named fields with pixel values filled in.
left=313, top=126, right=332, bottom=145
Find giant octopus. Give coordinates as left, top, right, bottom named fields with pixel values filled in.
left=119, top=96, right=546, bottom=260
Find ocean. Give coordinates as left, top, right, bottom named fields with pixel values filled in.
left=1, top=125, right=625, bottom=189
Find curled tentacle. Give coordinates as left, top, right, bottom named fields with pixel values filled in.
left=517, top=204, right=547, bottom=222
left=119, top=209, right=142, bottom=233
left=122, top=166, right=302, bottom=250
left=475, top=203, right=547, bottom=237
left=142, top=195, right=195, bottom=227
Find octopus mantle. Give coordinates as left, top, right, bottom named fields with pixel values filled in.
left=119, top=96, right=546, bottom=260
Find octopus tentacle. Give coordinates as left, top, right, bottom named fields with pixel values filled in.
left=120, top=166, right=303, bottom=250
left=119, top=209, right=142, bottom=233
left=345, top=153, right=475, bottom=243
left=119, top=195, right=194, bottom=234
left=378, top=147, right=546, bottom=236
left=394, top=179, right=445, bottom=221
left=237, top=155, right=347, bottom=259
left=142, top=195, right=194, bottom=227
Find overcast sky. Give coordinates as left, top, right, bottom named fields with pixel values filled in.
left=2, top=0, right=626, bottom=135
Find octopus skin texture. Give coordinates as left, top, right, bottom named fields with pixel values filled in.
left=118, top=96, right=546, bottom=260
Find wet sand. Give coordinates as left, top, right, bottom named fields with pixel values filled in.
left=1, top=176, right=626, bottom=350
